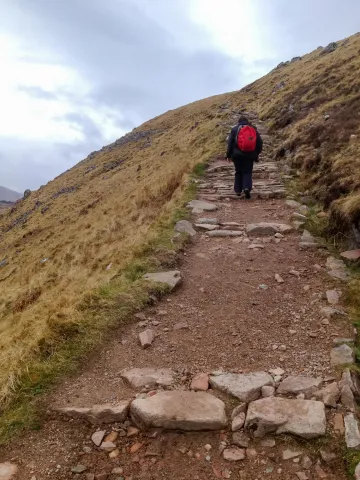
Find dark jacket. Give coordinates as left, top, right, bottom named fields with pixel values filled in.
left=226, top=120, right=263, bottom=173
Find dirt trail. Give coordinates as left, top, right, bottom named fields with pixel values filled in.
left=0, top=115, right=353, bottom=479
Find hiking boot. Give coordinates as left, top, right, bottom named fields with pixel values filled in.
left=235, top=192, right=242, bottom=197
left=244, top=189, right=251, bottom=199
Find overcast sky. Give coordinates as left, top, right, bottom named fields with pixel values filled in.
left=0, top=0, right=359, bottom=192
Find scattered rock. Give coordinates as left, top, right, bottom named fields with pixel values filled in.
left=0, top=463, right=18, bottom=480
left=320, top=450, right=337, bottom=463
left=321, top=41, right=338, bottom=54
left=246, top=223, right=293, bottom=235
left=245, top=397, right=326, bottom=439
left=232, top=431, right=250, bottom=448
left=313, top=382, right=340, bottom=407
left=143, top=270, right=182, bottom=291
left=315, top=464, right=327, bottom=479
left=174, top=220, right=196, bottom=236
left=129, top=442, right=143, bottom=454
left=232, top=412, right=246, bottom=432
left=121, top=368, right=175, bottom=389
left=320, top=306, right=344, bottom=319
left=340, top=249, right=360, bottom=261
left=173, top=322, right=189, bottom=330
left=190, top=373, right=209, bottom=391
left=187, top=200, right=218, bottom=212
left=248, top=243, right=265, bottom=249
left=112, top=468, right=124, bottom=475
left=355, top=462, right=360, bottom=480
left=285, top=200, right=302, bottom=208
left=277, top=376, right=322, bottom=397
left=330, top=344, right=354, bottom=366
left=57, top=402, right=130, bottom=425
left=109, top=449, right=120, bottom=459
left=209, top=371, right=274, bottom=402
left=262, top=386, right=275, bottom=397
left=296, top=472, right=309, bottom=480
left=326, top=256, right=349, bottom=281
left=345, top=413, right=360, bottom=449
left=274, top=274, right=284, bottom=283
left=282, top=449, right=302, bottom=460
left=71, top=465, right=87, bottom=474
left=223, top=447, right=245, bottom=461
left=269, top=368, right=285, bottom=376
left=139, top=329, right=155, bottom=349
left=100, top=441, right=117, bottom=452
left=326, top=290, right=340, bottom=305
left=302, top=455, right=312, bottom=469
left=231, top=403, right=247, bottom=419
left=91, top=430, right=106, bottom=446
left=260, top=437, right=276, bottom=447
left=341, top=384, right=355, bottom=410
left=333, top=413, right=345, bottom=434
left=127, top=426, right=140, bottom=437
left=130, top=391, right=227, bottom=431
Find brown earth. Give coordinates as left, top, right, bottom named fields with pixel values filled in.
left=0, top=120, right=351, bottom=479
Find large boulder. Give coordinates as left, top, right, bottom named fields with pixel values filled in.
left=143, top=270, right=182, bottom=291
left=246, top=223, right=293, bottom=236
left=277, top=376, right=322, bottom=398
left=245, top=397, right=326, bottom=439
left=121, top=368, right=175, bottom=389
left=57, top=401, right=130, bottom=425
left=130, top=391, right=227, bottom=431
left=209, top=372, right=274, bottom=402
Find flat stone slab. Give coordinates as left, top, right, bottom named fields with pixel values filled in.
left=246, top=223, right=293, bottom=235
left=341, top=249, right=360, bottom=261
left=285, top=200, right=302, bottom=208
left=57, top=402, right=130, bottom=425
left=277, top=376, right=322, bottom=397
left=208, top=230, right=243, bottom=237
left=197, top=218, right=218, bottom=224
left=245, top=397, right=326, bottom=439
left=195, top=223, right=219, bottom=231
left=187, top=200, right=218, bottom=211
left=174, top=220, right=196, bottom=236
left=330, top=344, right=354, bottom=366
left=209, top=372, right=274, bottom=402
left=130, top=391, right=227, bottom=431
left=345, top=413, right=360, bottom=449
left=143, top=270, right=182, bottom=290
left=121, top=368, right=175, bottom=389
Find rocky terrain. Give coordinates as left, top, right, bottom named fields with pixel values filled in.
left=0, top=34, right=360, bottom=479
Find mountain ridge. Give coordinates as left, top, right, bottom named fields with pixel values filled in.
left=0, top=185, right=21, bottom=202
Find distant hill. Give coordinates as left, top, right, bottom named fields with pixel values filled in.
left=0, top=185, right=21, bottom=202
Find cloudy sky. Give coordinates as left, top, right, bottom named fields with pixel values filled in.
left=0, top=0, right=359, bottom=192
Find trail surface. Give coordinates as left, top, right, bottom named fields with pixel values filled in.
left=0, top=116, right=353, bottom=480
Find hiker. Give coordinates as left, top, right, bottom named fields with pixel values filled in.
left=226, top=116, right=263, bottom=199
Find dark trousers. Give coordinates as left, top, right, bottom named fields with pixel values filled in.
left=234, top=170, right=253, bottom=193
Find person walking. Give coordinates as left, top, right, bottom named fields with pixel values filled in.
left=226, top=116, right=263, bottom=199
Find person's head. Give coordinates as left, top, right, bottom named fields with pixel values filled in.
left=238, top=116, right=249, bottom=124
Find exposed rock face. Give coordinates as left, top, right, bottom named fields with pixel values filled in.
left=121, top=368, right=175, bottom=389
left=209, top=372, right=274, bottom=402
left=130, top=391, right=227, bottom=431
left=277, top=376, right=322, bottom=397
left=57, top=402, right=130, bottom=425
left=245, top=397, right=326, bottom=439
left=174, top=220, right=196, bottom=236
left=143, top=270, right=182, bottom=290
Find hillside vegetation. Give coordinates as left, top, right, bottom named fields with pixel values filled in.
left=0, top=32, right=359, bottom=422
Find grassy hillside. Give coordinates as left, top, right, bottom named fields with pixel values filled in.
left=0, top=32, right=360, bottom=429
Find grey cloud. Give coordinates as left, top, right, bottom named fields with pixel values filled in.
left=17, top=85, right=59, bottom=101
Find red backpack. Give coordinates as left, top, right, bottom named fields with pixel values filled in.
left=236, top=125, right=257, bottom=152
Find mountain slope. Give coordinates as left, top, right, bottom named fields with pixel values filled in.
left=0, top=186, right=21, bottom=202
left=0, top=33, right=360, bottom=410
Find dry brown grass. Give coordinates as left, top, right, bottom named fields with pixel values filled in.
left=1, top=32, right=360, bottom=419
